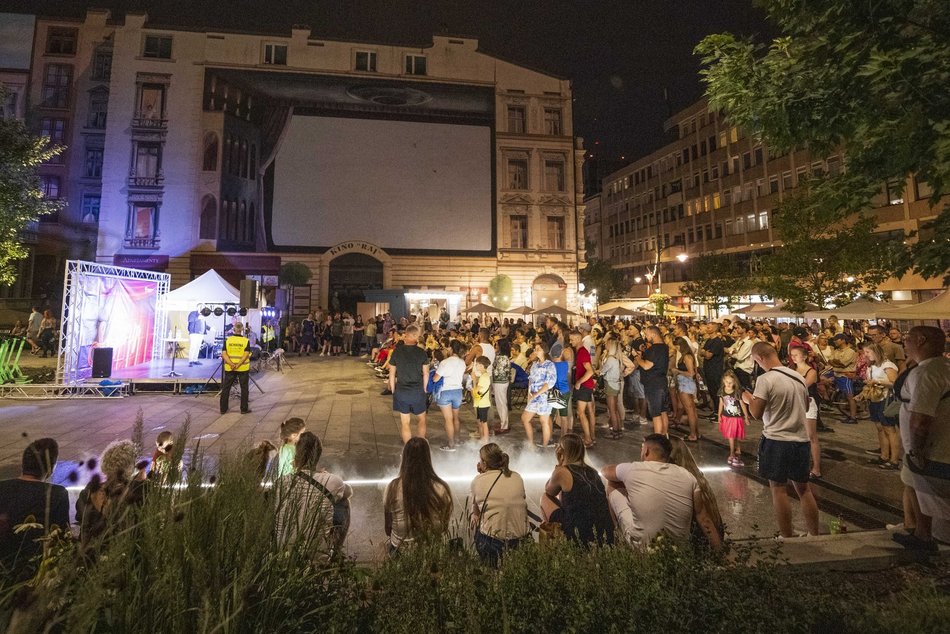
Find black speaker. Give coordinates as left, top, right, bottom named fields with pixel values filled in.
left=240, top=279, right=259, bottom=309
left=91, top=347, right=113, bottom=378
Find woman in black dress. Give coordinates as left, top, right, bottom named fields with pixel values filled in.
left=299, top=312, right=315, bottom=356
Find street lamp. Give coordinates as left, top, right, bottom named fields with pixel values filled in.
left=634, top=276, right=642, bottom=284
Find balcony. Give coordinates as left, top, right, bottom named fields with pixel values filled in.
left=123, top=235, right=161, bottom=249
left=131, top=111, right=167, bottom=130
left=128, top=171, right=164, bottom=188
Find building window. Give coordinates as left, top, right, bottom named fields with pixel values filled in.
left=507, top=158, right=528, bottom=190
left=46, top=27, right=77, bottom=56
left=84, top=148, right=103, bottom=178
left=39, top=175, right=60, bottom=199
left=41, top=63, right=72, bottom=108
left=885, top=180, right=904, bottom=205
left=782, top=171, right=793, bottom=190
left=81, top=194, right=101, bottom=223
left=92, top=50, right=112, bottom=80
left=198, top=196, right=217, bottom=239
left=769, top=176, right=779, bottom=194
left=40, top=118, right=67, bottom=163
left=827, top=156, right=842, bottom=176
left=133, top=143, right=162, bottom=182
left=263, top=43, right=288, bottom=65
left=544, top=108, right=562, bottom=135
left=754, top=147, right=764, bottom=166
left=249, top=144, right=257, bottom=179
left=248, top=203, right=256, bottom=241
left=914, top=177, right=934, bottom=201
left=202, top=132, right=218, bottom=171
left=143, top=35, right=173, bottom=59
left=509, top=215, right=528, bottom=249
left=138, top=83, right=166, bottom=120
left=355, top=50, right=377, bottom=72
left=87, top=91, right=108, bottom=128
left=544, top=159, right=565, bottom=191
left=405, top=54, right=427, bottom=75
left=507, top=106, right=526, bottom=133
left=742, top=151, right=752, bottom=170
left=735, top=215, right=745, bottom=233
left=128, top=204, right=158, bottom=246
left=546, top=216, right=565, bottom=250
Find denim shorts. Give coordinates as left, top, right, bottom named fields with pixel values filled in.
left=676, top=375, right=697, bottom=395
left=834, top=375, right=855, bottom=396
left=436, top=388, right=463, bottom=409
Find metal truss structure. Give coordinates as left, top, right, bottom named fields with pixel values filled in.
left=57, top=260, right=170, bottom=385
left=0, top=381, right=130, bottom=399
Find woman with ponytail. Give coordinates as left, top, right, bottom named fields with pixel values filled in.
left=469, top=443, right=529, bottom=565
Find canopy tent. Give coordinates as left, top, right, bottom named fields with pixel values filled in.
left=462, top=302, right=503, bottom=315
left=805, top=298, right=885, bottom=320
left=598, top=306, right=639, bottom=317
left=531, top=305, right=577, bottom=317
left=753, top=301, right=820, bottom=318
left=875, top=290, right=950, bottom=320
left=163, top=269, right=240, bottom=311
left=505, top=305, right=536, bottom=316
left=635, top=303, right=695, bottom=317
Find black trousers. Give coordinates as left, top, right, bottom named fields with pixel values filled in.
left=704, top=368, right=723, bottom=413
left=220, top=370, right=249, bottom=413
left=734, top=368, right=754, bottom=392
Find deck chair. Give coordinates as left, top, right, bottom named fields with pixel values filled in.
left=509, top=363, right=529, bottom=409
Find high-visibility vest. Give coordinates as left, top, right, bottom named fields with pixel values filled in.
left=262, top=325, right=275, bottom=342
left=224, top=335, right=250, bottom=372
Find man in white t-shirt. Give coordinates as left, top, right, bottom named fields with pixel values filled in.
left=601, top=434, right=722, bottom=550
left=893, top=326, right=950, bottom=552
left=727, top=323, right=756, bottom=390
left=741, top=342, right=820, bottom=538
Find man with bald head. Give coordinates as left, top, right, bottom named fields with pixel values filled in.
left=741, top=341, right=820, bottom=538
left=893, top=326, right=950, bottom=552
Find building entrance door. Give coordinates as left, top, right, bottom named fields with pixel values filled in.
left=328, top=253, right=384, bottom=314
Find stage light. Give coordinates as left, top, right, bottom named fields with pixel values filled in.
left=239, top=307, right=248, bottom=316
left=227, top=307, right=236, bottom=317
left=213, top=307, right=224, bottom=317
left=200, top=307, right=212, bottom=317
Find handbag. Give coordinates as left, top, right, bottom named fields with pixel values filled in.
left=547, top=386, right=567, bottom=409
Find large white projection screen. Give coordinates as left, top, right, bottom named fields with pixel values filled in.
left=272, top=116, right=492, bottom=251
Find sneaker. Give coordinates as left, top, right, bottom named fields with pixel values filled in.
left=439, top=445, right=457, bottom=452
left=879, top=461, right=900, bottom=470
left=864, top=448, right=882, bottom=456
left=840, top=417, right=858, bottom=425
left=380, top=388, right=392, bottom=396
left=733, top=456, right=745, bottom=467
left=868, top=457, right=887, bottom=466
left=727, top=456, right=736, bottom=466
left=885, top=522, right=905, bottom=532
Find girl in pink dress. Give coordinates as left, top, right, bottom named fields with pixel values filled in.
left=718, top=370, right=749, bottom=467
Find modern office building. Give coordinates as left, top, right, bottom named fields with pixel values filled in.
left=2, top=8, right=586, bottom=318
left=588, top=98, right=946, bottom=312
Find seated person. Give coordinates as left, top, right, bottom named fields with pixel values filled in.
left=541, top=434, right=613, bottom=547
left=0, top=438, right=69, bottom=580
left=601, top=434, right=721, bottom=551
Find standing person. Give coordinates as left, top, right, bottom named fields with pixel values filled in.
left=384, top=438, right=453, bottom=554
left=186, top=304, right=207, bottom=367
left=0, top=438, right=69, bottom=580
left=38, top=310, right=56, bottom=357
left=434, top=340, right=466, bottom=451
left=330, top=314, right=344, bottom=356
left=741, top=342, right=820, bottom=538
left=893, top=326, right=950, bottom=552
left=863, top=343, right=900, bottom=470
left=389, top=325, right=430, bottom=444
left=867, top=324, right=906, bottom=372
left=26, top=306, right=42, bottom=354
left=342, top=312, right=355, bottom=355
left=300, top=312, right=315, bottom=356
left=470, top=443, right=529, bottom=565
left=727, top=323, right=756, bottom=391
left=702, top=323, right=727, bottom=419
left=362, top=317, right=376, bottom=358
left=569, top=330, right=597, bottom=447
left=828, top=334, right=859, bottom=424
left=718, top=370, right=748, bottom=467
left=352, top=314, right=365, bottom=356
left=521, top=341, right=557, bottom=448
left=465, top=329, right=496, bottom=367
left=600, top=338, right=627, bottom=440
left=632, top=326, right=670, bottom=436
left=540, top=433, right=614, bottom=546
left=220, top=322, right=251, bottom=415
left=789, top=346, right=833, bottom=434
left=674, top=337, right=701, bottom=442
left=491, top=339, right=514, bottom=435
left=471, top=356, right=492, bottom=442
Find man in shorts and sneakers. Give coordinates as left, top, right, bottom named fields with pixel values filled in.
left=389, top=325, right=429, bottom=444
left=742, top=342, right=820, bottom=538
left=632, top=327, right=670, bottom=436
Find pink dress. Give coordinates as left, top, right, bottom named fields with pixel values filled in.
left=719, top=393, right=745, bottom=440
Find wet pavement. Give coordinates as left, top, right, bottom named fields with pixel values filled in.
left=1, top=353, right=903, bottom=562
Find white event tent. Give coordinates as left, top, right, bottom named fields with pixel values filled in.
left=875, top=289, right=950, bottom=320
left=163, top=269, right=240, bottom=311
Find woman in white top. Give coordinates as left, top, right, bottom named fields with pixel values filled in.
left=864, top=343, right=900, bottom=470
left=433, top=340, right=468, bottom=451
left=599, top=339, right=628, bottom=440
left=470, top=443, right=528, bottom=565
left=384, top=438, right=453, bottom=553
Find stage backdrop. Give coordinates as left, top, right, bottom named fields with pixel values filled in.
left=60, top=261, right=169, bottom=383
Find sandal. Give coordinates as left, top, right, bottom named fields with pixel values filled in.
left=809, top=472, right=823, bottom=480
left=610, top=430, right=623, bottom=440
left=685, top=435, right=700, bottom=443
left=584, top=439, right=597, bottom=448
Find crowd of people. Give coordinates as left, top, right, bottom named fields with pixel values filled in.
left=7, top=306, right=58, bottom=358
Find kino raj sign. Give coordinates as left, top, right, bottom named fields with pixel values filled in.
left=327, top=241, right=383, bottom=258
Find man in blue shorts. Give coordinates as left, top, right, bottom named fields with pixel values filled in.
left=389, top=325, right=429, bottom=444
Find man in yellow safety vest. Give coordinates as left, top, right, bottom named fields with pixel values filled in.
left=221, top=322, right=251, bottom=415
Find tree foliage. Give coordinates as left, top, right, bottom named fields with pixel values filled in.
left=760, top=193, right=902, bottom=313
left=680, top=252, right=754, bottom=312
left=0, top=113, right=62, bottom=284
left=278, top=261, right=312, bottom=287
left=579, top=258, right=627, bottom=303
left=696, top=0, right=950, bottom=283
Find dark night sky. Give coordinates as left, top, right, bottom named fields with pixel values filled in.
left=2, top=0, right=771, bottom=160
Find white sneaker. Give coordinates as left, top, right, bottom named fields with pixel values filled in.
left=885, top=522, right=905, bottom=531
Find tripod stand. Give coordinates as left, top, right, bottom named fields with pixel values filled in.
left=197, top=356, right=264, bottom=398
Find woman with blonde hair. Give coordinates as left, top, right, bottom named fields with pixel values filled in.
left=470, top=443, right=528, bottom=565
left=75, top=440, right=147, bottom=546
left=669, top=437, right=725, bottom=548
left=600, top=338, right=632, bottom=440
left=674, top=337, right=700, bottom=442
left=863, top=343, right=900, bottom=470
